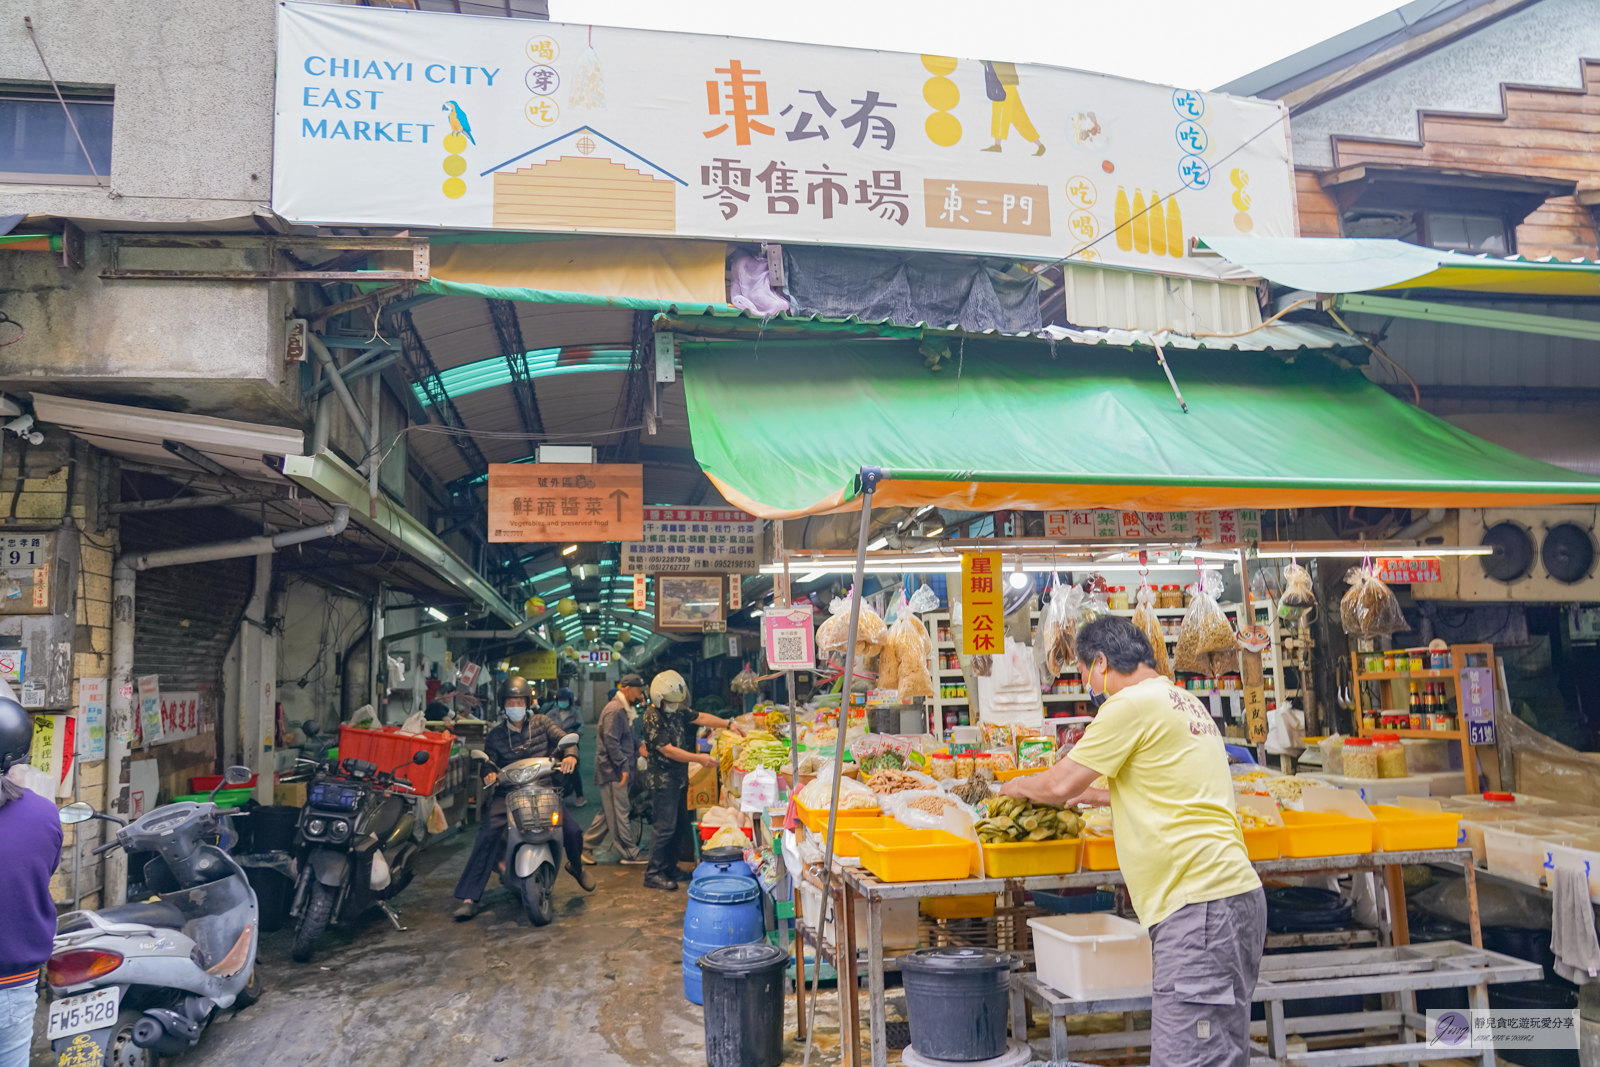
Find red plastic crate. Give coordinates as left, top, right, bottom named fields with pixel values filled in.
left=191, top=773, right=260, bottom=793
left=338, top=725, right=454, bottom=794
left=698, top=823, right=754, bottom=843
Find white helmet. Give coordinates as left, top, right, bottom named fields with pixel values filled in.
left=650, top=669, right=688, bottom=705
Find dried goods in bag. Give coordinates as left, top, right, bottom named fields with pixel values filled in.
left=1339, top=566, right=1407, bottom=637
left=1174, top=573, right=1236, bottom=675
left=816, top=590, right=887, bottom=658
left=730, top=664, right=761, bottom=694
left=1131, top=582, right=1171, bottom=676
left=1278, top=561, right=1316, bottom=620
left=1034, top=577, right=1077, bottom=685
left=886, top=595, right=935, bottom=698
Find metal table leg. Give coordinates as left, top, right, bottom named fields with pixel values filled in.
left=840, top=880, right=860, bottom=1067
left=1464, top=864, right=1494, bottom=1067
left=794, top=890, right=807, bottom=1041
left=1267, top=997, right=1288, bottom=1061
left=866, top=890, right=887, bottom=1067
left=1009, top=973, right=1027, bottom=1053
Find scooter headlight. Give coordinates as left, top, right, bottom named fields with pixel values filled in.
left=306, top=817, right=326, bottom=837
left=329, top=820, right=350, bottom=841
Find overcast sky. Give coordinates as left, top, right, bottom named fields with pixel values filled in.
left=548, top=0, right=1406, bottom=93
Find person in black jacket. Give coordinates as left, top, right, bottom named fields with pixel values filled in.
left=0, top=698, right=60, bottom=1067
left=453, top=678, right=592, bottom=919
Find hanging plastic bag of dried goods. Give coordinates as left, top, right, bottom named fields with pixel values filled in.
left=1278, top=561, right=1317, bottom=621
left=952, top=600, right=992, bottom=677
left=1174, top=572, right=1236, bottom=675
left=1340, top=565, right=1407, bottom=637
left=887, top=593, right=936, bottom=699
left=1034, top=575, right=1070, bottom=687
left=1131, top=580, right=1172, bottom=676
left=731, top=663, right=761, bottom=694
left=816, top=587, right=887, bottom=659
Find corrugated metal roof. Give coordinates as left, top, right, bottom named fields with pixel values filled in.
left=1042, top=321, right=1358, bottom=352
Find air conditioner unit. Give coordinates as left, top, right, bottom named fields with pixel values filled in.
left=1454, top=507, right=1600, bottom=602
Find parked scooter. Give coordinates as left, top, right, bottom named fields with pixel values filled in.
left=288, top=722, right=430, bottom=962
left=47, top=765, right=261, bottom=1066
left=473, top=734, right=579, bottom=926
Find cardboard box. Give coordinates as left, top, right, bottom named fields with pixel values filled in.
left=687, top=763, right=718, bottom=809
left=274, top=781, right=308, bottom=808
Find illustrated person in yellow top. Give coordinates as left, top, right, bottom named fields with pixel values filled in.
left=1002, top=615, right=1264, bottom=1067
left=981, top=61, right=1045, bottom=156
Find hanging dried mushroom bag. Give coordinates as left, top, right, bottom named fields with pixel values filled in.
left=1339, top=564, right=1407, bottom=637
left=1173, top=572, right=1236, bottom=675
left=1131, top=581, right=1171, bottom=677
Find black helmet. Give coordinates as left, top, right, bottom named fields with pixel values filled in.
left=499, top=675, right=532, bottom=705
left=0, top=698, right=30, bottom=773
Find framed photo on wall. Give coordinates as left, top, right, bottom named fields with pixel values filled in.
left=655, top=574, right=726, bottom=631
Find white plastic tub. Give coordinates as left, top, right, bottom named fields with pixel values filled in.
left=799, top=882, right=919, bottom=950
left=1481, top=824, right=1576, bottom=887
left=1027, top=913, right=1153, bottom=1001
left=1300, top=772, right=1437, bottom=804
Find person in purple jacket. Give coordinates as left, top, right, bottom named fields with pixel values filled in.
left=0, top=697, right=61, bottom=1067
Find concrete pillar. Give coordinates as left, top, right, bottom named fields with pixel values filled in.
left=105, top=558, right=135, bottom=906
left=241, top=553, right=275, bottom=806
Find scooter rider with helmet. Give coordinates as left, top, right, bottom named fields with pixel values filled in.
left=453, top=677, right=593, bottom=920
left=0, top=697, right=61, bottom=1067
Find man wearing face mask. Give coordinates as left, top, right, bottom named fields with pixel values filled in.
left=454, top=676, right=593, bottom=919
left=1001, top=616, right=1263, bottom=1067
left=638, top=670, right=734, bottom=891
left=579, top=673, right=645, bottom=866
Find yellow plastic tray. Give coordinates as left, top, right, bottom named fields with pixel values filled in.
left=1242, top=826, right=1281, bottom=861
left=1279, top=811, right=1374, bottom=858
left=980, top=838, right=1081, bottom=877
left=1367, top=806, right=1463, bottom=852
left=827, top=817, right=903, bottom=858
left=920, top=894, right=996, bottom=920
left=856, top=828, right=972, bottom=883
left=996, top=766, right=1046, bottom=782
left=1081, top=833, right=1119, bottom=871
left=795, top=799, right=883, bottom=834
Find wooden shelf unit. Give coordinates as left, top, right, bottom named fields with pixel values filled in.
left=1350, top=642, right=1495, bottom=795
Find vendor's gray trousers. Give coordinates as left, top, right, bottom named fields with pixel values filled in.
left=1148, top=887, right=1268, bottom=1067
left=582, top=779, right=640, bottom=861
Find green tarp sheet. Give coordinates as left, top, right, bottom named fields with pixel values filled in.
left=681, top=339, right=1600, bottom=518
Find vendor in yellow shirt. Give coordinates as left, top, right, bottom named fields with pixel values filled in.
left=1002, top=615, right=1264, bottom=1067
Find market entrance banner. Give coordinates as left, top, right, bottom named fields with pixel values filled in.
left=273, top=3, right=1293, bottom=278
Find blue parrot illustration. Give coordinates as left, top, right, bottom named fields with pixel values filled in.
left=442, top=100, right=475, bottom=146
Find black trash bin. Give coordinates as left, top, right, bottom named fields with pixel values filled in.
left=898, top=947, right=1014, bottom=1061
left=698, top=943, right=787, bottom=1067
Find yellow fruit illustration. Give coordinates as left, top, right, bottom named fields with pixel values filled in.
left=442, top=178, right=466, bottom=199
left=1230, top=168, right=1252, bottom=231
left=442, top=155, right=467, bottom=177
left=1234, top=211, right=1254, bottom=233
left=1114, top=187, right=1132, bottom=251
left=925, top=112, right=961, bottom=147
left=1130, top=190, right=1149, bottom=254
left=1148, top=193, right=1167, bottom=256
left=922, top=57, right=962, bottom=146
left=443, top=133, right=468, bottom=154
left=1165, top=195, right=1184, bottom=257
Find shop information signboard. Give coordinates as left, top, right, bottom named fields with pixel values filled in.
left=273, top=3, right=1292, bottom=277
left=1375, top=557, right=1442, bottom=584
left=1043, top=509, right=1261, bottom=542
left=960, top=551, right=1004, bottom=656
left=487, top=463, right=643, bottom=542
left=622, top=508, right=760, bottom=574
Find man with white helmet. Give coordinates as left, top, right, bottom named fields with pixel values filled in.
left=638, top=669, right=735, bottom=890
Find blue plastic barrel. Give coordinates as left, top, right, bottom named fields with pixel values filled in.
left=693, top=846, right=754, bottom=885
left=683, top=875, right=764, bottom=1004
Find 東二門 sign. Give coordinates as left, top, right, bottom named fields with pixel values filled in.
left=273, top=3, right=1292, bottom=277
left=487, top=463, right=642, bottom=542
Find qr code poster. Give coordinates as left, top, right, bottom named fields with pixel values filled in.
left=763, top=607, right=815, bottom=670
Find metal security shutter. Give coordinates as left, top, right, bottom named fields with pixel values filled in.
left=120, top=511, right=257, bottom=790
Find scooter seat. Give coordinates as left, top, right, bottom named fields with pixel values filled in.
left=96, top=901, right=187, bottom=930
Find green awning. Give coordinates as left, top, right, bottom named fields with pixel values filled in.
left=681, top=339, right=1600, bottom=519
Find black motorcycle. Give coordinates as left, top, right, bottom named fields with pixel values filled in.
left=288, top=723, right=430, bottom=962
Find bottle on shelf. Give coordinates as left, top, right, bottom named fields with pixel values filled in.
left=1408, top=683, right=1422, bottom=730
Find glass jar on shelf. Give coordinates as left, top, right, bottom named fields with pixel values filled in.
left=1343, top=738, right=1378, bottom=779
left=1371, top=732, right=1408, bottom=778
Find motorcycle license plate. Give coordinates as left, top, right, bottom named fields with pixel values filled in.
left=47, top=987, right=119, bottom=1041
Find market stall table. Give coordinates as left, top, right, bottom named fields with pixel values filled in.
left=811, top=848, right=1499, bottom=1067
